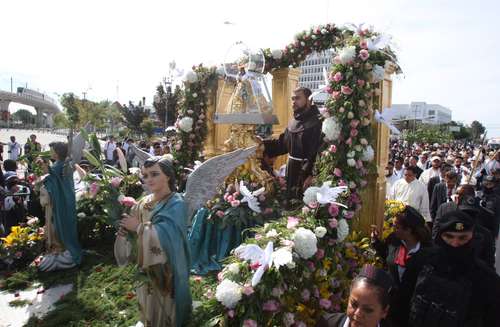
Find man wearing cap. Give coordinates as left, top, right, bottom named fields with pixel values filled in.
left=400, top=209, right=500, bottom=326
left=419, top=155, right=442, bottom=186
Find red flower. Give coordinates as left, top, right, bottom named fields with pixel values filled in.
left=126, top=292, right=135, bottom=300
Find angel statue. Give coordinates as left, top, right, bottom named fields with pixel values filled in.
left=34, top=125, right=90, bottom=272
left=114, top=145, right=257, bottom=326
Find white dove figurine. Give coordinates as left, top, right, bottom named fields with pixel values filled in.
left=234, top=241, right=274, bottom=286
left=239, top=180, right=265, bottom=213
left=316, top=181, right=348, bottom=208
left=374, top=109, right=401, bottom=135
left=309, top=67, right=329, bottom=100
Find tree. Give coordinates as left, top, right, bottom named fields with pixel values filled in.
left=470, top=120, right=486, bottom=142
left=141, top=118, right=155, bottom=139
left=119, top=99, right=150, bottom=134
left=53, top=112, right=69, bottom=128
left=152, top=84, right=181, bottom=127
left=60, top=93, right=79, bottom=128
left=12, top=109, right=35, bottom=125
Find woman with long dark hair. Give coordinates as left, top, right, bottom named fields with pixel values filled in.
left=119, top=157, right=191, bottom=327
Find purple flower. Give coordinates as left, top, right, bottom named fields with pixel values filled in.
left=343, top=211, right=354, bottom=219
left=320, top=298, right=332, bottom=309
left=328, top=204, right=339, bottom=217
left=243, top=320, right=258, bottom=327
left=301, top=289, right=311, bottom=301
left=315, top=248, right=325, bottom=260
left=262, top=300, right=280, bottom=312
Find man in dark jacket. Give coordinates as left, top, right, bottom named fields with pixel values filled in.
left=427, top=163, right=452, bottom=202
left=401, top=210, right=500, bottom=326
left=263, top=87, right=322, bottom=202
left=430, top=171, right=458, bottom=220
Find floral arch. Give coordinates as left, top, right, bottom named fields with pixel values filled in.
left=170, top=23, right=400, bottom=326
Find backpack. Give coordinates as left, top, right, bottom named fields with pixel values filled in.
left=409, top=264, right=472, bottom=327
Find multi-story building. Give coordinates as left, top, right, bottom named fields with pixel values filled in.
left=387, top=102, right=452, bottom=125
left=298, top=50, right=334, bottom=105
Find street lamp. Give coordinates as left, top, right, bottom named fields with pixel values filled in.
left=162, top=61, right=176, bottom=131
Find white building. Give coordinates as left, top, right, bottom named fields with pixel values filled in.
left=298, top=50, right=334, bottom=104
left=386, top=102, right=452, bottom=125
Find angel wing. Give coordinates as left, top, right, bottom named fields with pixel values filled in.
left=71, top=122, right=93, bottom=164
left=367, top=34, right=392, bottom=51
left=316, top=182, right=348, bottom=207
left=234, top=243, right=264, bottom=264
left=129, top=144, right=153, bottom=166
left=309, top=67, right=329, bottom=100
left=184, top=145, right=257, bottom=223
left=375, top=109, right=401, bottom=135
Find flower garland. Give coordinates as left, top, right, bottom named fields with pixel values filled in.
left=190, top=23, right=400, bottom=326
left=171, top=64, right=218, bottom=188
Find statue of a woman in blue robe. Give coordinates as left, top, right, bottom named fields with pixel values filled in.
left=119, top=157, right=191, bottom=327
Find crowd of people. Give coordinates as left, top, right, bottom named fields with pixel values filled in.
left=0, top=122, right=500, bottom=326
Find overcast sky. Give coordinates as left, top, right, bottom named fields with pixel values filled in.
left=1, top=0, right=499, bottom=135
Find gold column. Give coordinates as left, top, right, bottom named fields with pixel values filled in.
left=354, top=74, right=392, bottom=234
left=270, top=68, right=301, bottom=169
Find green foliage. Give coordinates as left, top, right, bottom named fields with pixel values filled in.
left=140, top=117, right=156, bottom=139
left=11, top=109, right=35, bottom=125
left=403, top=125, right=452, bottom=144
left=120, top=100, right=150, bottom=135
left=60, top=93, right=79, bottom=128
left=53, top=112, right=69, bottom=128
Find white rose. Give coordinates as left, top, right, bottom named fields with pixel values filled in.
left=178, top=117, right=194, bottom=133
left=266, top=229, right=278, bottom=238
left=272, top=247, right=294, bottom=269
left=293, top=228, right=318, bottom=259
left=215, top=279, right=242, bottom=309
left=362, top=145, right=375, bottom=162
left=347, top=158, right=356, bottom=167
left=362, top=118, right=371, bottom=126
left=77, top=212, right=86, bottom=218
left=337, top=46, right=356, bottom=64
left=314, top=226, right=327, bottom=238
left=347, top=151, right=355, bottom=158
left=360, top=138, right=368, bottom=145
left=336, top=219, right=349, bottom=242
left=349, top=181, right=357, bottom=189
left=271, top=49, right=283, bottom=60
left=347, top=112, right=354, bottom=119
left=226, top=263, right=240, bottom=275
left=354, top=145, right=363, bottom=152
left=322, top=117, right=341, bottom=142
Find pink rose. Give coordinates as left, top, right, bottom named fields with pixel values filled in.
left=329, top=218, right=338, bottom=228
left=258, top=194, right=266, bottom=202
left=228, top=310, right=235, bottom=318
left=350, top=129, right=358, bottom=137
left=326, top=86, right=333, bottom=94
left=328, top=204, right=339, bottom=217
left=345, top=138, right=353, bottom=146
left=332, top=91, right=341, bottom=99
left=333, top=72, right=343, bottom=82
left=226, top=195, right=234, bottom=203
left=359, top=40, right=368, bottom=49
left=230, top=200, right=241, bottom=207
left=302, top=206, right=311, bottom=214
left=308, top=201, right=319, bottom=209
left=89, top=182, right=100, bottom=197
left=333, top=56, right=341, bottom=64
left=356, top=160, right=364, bottom=169
left=320, top=298, right=332, bottom=309
left=110, top=177, right=122, bottom=188
left=350, top=193, right=361, bottom=204
left=216, top=210, right=225, bottom=218
left=287, top=216, right=300, bottom=229
left=358, top=49, right=369, bottom=61
left=204, top=289, right=214, bottom=299
left=262, top=300, right=280, bottom=312
left=243, top=320, right=258, bottom=327
left=350, top=119, right=360, bottom=129
left=344, top=211, right=354, bottom=219
left=338, top=180, right=346, bottom=186
left=333, top=168, right=342, bottom=177
left=174, top=144, right=182, bottom=151
left=120, top=196, right=137, bottom=208
left=357, top=79, right=366, bottom=87
left=242, top=285, right=255, bottom=296
left=329, top=145, right=337, bottom=153
left=255, top=234, right=262, bottom=240
left=341, top=85, right=353, bottom=95
left=315, top=248, right=325, bottom=260
left=307, top=261, right=316, bottom=271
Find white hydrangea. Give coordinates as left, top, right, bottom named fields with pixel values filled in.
left=293, top=228, right=318, bottom=259
left=347, top=158, right=356, bottom=167
left=362, top=145, right=375, bottom=162
left=272, top=247, right=294, bottom=269
left=226, top=263, right=240, bottom=275
left=303, top=186, right=320, bottom=205
left=183, top=70, right=198, bottom=83
left=215, top=279, right=242, bottom=309
left=337, top=46, right=356, bottom=64
left=178, top=117, right=194, bottom=133
left=322, top=117, right=341, bottom=141
left=371, top=64, right=385, bottom=83
left=314, top=226, right=327, bottom=238
left=337, top=219, right=349, bottom=242
left=271, top=49, right=283, bottom=60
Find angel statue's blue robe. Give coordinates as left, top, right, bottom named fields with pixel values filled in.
left=43, top=160, right=82, bottom=264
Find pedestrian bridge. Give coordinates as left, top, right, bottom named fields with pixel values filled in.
left=0, top=88, right=61, bottom=127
